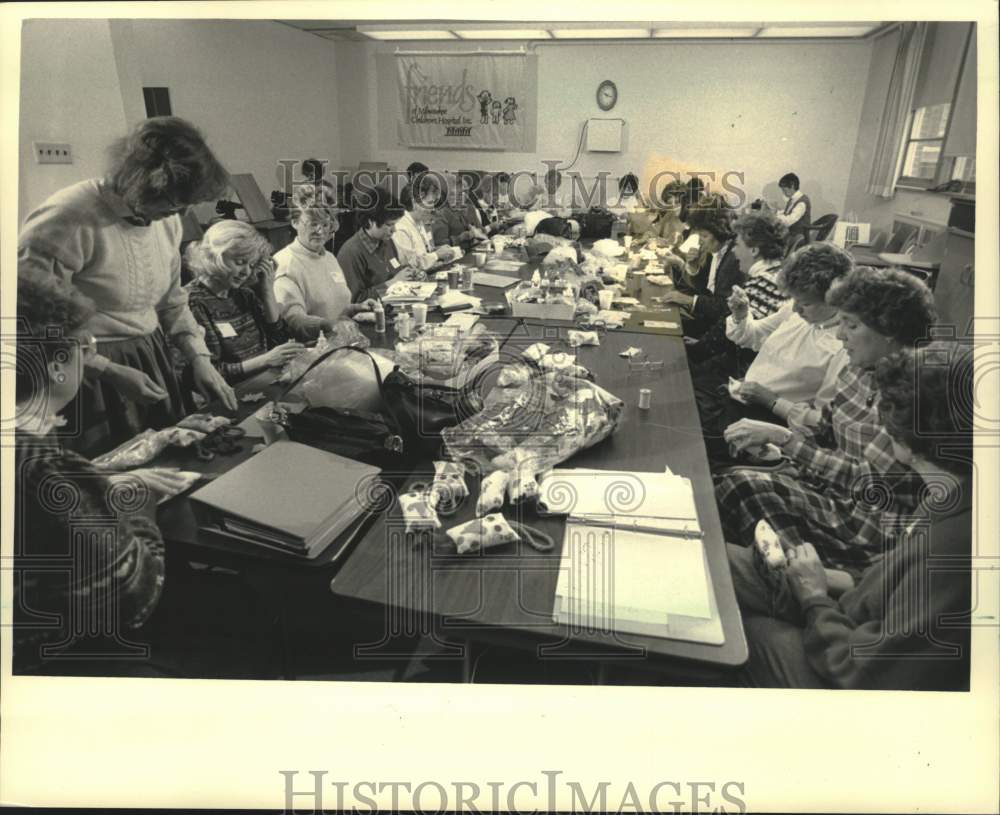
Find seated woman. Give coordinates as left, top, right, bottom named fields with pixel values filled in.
left=727, top=340, right=972, bottom=690
left=461, top=171, right=509, bottom=237
left=273, top=184, right=375, bottom=342
left=716, top=266, right=937, bottom=579
left=686, top=209, right=790, bottom=365
left=336, top=186, right=409, bottom=302
left=391, top=178, right=459, bottom=273
left=658, top=194, right=744, bottom=339
left=430, top=176, right=484, bottom=251
left=694, top=242, right=851, bottom=467
left=184, top=221, right=304, bottom=384
left=12, top=268, right=186, bottom=674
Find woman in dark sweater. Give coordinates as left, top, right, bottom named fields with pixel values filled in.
left=184, top=220, right=303, bottom=384
left=336, top=186, right=408, bottom=302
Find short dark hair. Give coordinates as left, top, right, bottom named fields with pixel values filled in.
left=495, top=172, right=511, bottom=184
left=827, top=266, right=937, bottom=346
left=108, top=116, right=229, bottom=208
left=875, top=341, right=973, bottom=475
left=544, top=168, right=561, bottom=185
left=359, top=186, right=403, bottom=229
left=735, top=211, right=789, bottom=261
left=302, top=158, right=327, bottom=183
left=406, top=162, right=429, bottom=179
left=16, top=267, right=96, bottom=402
left=779, top=242, right=853, bottom=299
left=400, top=178, right=439, bottom=212
left=779, top=172, right=800, bottom=190
left=619, top=173, right=639, bottom=195
left=686, top=194, right=735, bottom=242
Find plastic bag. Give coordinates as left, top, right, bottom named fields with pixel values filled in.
left=393, top=323, right=498, bottom=385
left=299, top=349, right=397, bottom=413
left=442, top=367, right=624, bottom=481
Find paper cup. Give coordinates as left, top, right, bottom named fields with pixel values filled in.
left=473, top=252, right=487, bottom=267
left=412, top=303, right=428, bottom=327
left=598, top=290, right=615, bottom=310
left=623, top=235, right=633, bottom=250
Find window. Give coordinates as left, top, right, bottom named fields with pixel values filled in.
left=898, top=102, right=951, bottom=184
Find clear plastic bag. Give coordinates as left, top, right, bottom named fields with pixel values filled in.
left=393, top=323, right=498, bottom=385
left=442, top=367, right=624, bottom=479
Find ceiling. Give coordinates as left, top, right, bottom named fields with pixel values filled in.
left=278, top=20, right=890, bottom=42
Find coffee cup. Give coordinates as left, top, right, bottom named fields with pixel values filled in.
left=412, top=303, right=428, bottom=327
left=472, top=252, right=487, bottom=267
left=598, top=290, right=615, bottom=310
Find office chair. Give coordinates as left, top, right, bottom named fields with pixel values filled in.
left=808, top=214, right=839, bottom=242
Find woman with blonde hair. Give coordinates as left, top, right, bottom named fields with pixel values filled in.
left=17, top=116, right=237, bottom=455
left=184, top=221, right=304, bottom=384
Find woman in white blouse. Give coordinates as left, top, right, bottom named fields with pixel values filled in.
left=726, top=243, right=852, bottom=414
left=391, top=178, right=458, bottom=272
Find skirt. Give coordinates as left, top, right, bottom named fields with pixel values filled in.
left=63, top=328, right=192, bottom=457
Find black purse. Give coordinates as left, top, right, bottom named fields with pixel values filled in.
left=275, top=344, right=482, bottom=462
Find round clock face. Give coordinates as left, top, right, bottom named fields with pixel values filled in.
left=597, top=80, right=618, bottom=111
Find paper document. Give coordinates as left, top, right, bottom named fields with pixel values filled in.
left=555, top=525, right=713, bottom=622
left=539, top=468, right=698, bottom=524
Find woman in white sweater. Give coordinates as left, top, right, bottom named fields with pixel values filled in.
left=17, top=117, right=237, bottom=456
left=696, top=243, right=851, bottom=467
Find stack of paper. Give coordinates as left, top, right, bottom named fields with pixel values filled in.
left=541, top=468, right=723, bottom=644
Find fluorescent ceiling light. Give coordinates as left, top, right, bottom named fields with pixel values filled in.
left=455, top=29, right=551, bottom=39
left=652, top=27, right=760, bottom=38
left=550, top=28, right=650, bottom=39
left=362, top=30, right=457, bottom=40
left=757, top=25, right=877, bottom=37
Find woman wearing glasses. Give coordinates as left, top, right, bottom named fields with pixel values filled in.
left=17, top=117, right=238, bottom=456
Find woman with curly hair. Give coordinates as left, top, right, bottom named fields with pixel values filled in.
left=273, top=183, right=377, bottom=342
left=184, top=221, right=304, bottom=383
left=17, top=116, right=237, bottom=456
left=717, top=266, right=937, bottom=579
left=12, top=268, right=195, bottom=673
left=694, top=243, right=851, bottom=468
left=727, top=341, right=972, bottom=690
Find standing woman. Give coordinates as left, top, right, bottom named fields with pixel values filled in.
left=18, top=117, right=237, bottom=456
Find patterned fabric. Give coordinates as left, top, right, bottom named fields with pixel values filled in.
left=185, top=281, right=289, bottom=383
left=745, top=274, right=786, bottom=320
left=448, top=513, right=519, bottom=554
left=13, top=430, right=166, bottom=671
left=715, top=365, right=923, bottom=576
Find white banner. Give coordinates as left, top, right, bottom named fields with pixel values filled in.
left=395, top=53, right=530, bottom=150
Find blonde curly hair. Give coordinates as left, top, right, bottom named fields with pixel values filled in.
left=185, top=220, right=271, bottom=287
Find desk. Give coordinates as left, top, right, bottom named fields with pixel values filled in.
left=330, top=318, right=747, bottom=679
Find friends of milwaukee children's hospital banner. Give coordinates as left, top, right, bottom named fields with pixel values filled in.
left=395, top=53, right=533, bottom=150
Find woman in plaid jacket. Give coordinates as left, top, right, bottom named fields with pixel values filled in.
left=716, top=266, right=937, bottom=582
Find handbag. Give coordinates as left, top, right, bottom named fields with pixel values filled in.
left=276, top=344, right=482, bottom=462
left=576, top=207, right=616, bottom=240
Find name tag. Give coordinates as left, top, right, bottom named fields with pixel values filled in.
left=389, top=258, right=401, bottom=270
left=215, top=321, right=238, bottom=338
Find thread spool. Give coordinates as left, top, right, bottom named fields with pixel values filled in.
left=638, top=388, right=652, bottom=410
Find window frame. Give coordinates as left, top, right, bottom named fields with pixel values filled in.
left=896, top=103, right=953, bottom=189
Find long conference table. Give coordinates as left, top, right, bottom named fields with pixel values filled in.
left=158, top=230, right=748, bottom=682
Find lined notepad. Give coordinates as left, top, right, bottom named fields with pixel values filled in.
left=543, top=468, right=724, bottom=645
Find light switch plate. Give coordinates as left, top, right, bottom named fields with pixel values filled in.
left=33, top=142, right=73, bottom=164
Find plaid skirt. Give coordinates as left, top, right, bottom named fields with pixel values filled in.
left=715, top=467, right=904, bottom=578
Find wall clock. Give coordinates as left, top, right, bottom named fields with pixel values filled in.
left=596, top=79, right=618, bottom=111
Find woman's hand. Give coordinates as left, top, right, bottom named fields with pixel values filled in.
left=658, top=290, right=694, bottom=308
left=738, top=381, right=778, bottom=409
left=251, top=256, right=277, bottom=294
left=263, top=340, right=305, bottom=369
left=727, top=285, right=750, bottom=322
left=435, top=246, right=456, bottom=262
left=723, top=418, right=792, bottom=452
left=190, top=356, right=238, bottom=412
left=786, top=543, right=830, bottom=605
left=102, top=363, right=169, bottom=404
left=348, top=299, right=377, bottom=317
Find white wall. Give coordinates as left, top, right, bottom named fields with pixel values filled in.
left=18, top=19, right=342, bottom=223
left=347, top=38, right=874, bottom=215
left=18, top=19, right=128, bottom=224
